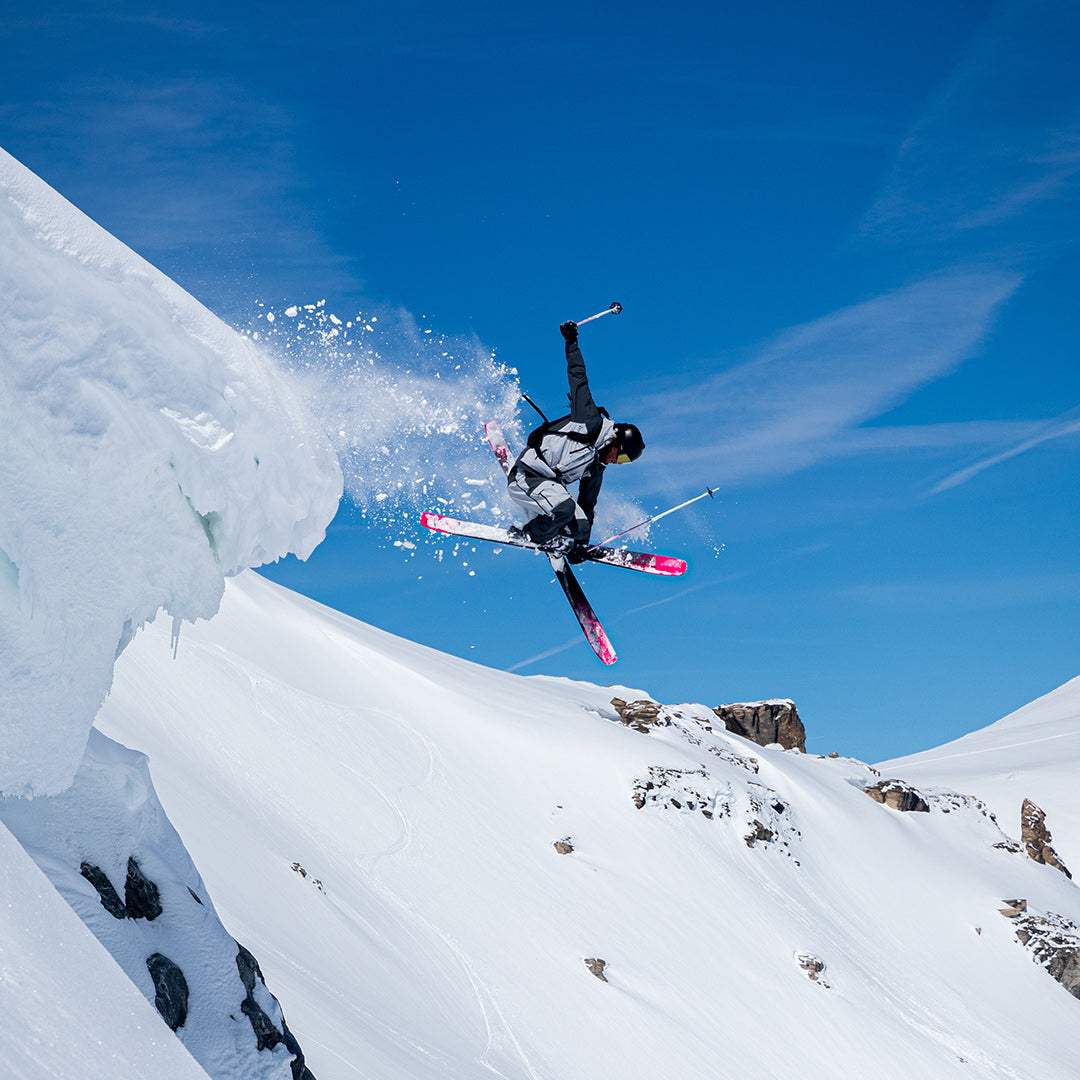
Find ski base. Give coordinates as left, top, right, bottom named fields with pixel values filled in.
left=547, top=553, right=617, bottom=665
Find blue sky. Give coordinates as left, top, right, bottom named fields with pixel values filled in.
left=3, top=0, right=1078, bottom=761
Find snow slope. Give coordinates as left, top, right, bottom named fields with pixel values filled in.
left=0, top=818, right=211, bottom=1080
left=883, top=677, right=1080, bottom=873
left=96, top=570, right=1080, bottom=1080
left=0, top=728, right=314, bottom=1080
left=0, top=146, right=341, bottom=796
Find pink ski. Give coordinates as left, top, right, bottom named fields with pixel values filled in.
left=547, top=554, right=618, bottom=665
left=420, top=512, right=686, bottom=576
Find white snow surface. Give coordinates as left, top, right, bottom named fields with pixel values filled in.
left=883, top=676, right=1080, bottom=874
left=93, top=570, right=1080, bottom=1080
left=0, top=817, right=211, bottom=1080
left=0, top=147, right=342, bottom=795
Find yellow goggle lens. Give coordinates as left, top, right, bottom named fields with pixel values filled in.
left=616, top=452, right=632, bottom=464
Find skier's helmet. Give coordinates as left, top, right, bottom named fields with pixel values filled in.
left=614, top=423, right=644, bottom=464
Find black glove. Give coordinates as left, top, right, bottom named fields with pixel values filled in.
left=566, top=542, right=590, bottom=565
left=560, top=320, right=578, bottom=343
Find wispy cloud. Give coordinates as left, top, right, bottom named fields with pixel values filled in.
left=505, top=633, right=590, bottom=672
left=859, top=1, right=1080, bottom=250
left=928, top=408, right=1080, bottom=494
left=626, top=269, right=1021, bottom=492
left=4, top=74, right=359, bottom=304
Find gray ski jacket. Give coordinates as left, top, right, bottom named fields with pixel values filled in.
left=511, top=338, right=616, bottom=524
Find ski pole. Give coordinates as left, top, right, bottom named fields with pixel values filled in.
left=594, top=487, right=716, bottom=548
left=521, top=392, right=548, bottom=423
left=575, top=301, right=623, bottom=328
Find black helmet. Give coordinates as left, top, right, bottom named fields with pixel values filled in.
left=614, top=423, right=644, bottom=463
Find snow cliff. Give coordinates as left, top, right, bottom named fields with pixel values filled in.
left=0, top=146, right=341, bottom=796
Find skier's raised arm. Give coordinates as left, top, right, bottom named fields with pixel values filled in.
left=561, top=321, right=604, bottom=441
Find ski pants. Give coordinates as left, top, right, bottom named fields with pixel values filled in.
left=506, top=467, right=590, bottom=544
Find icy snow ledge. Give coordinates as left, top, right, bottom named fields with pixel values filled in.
left=0, top=147, right=342, bottom=795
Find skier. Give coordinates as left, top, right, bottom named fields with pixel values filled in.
left=506, top=319, right=644, bottom=560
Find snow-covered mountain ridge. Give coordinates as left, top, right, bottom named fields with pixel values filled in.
left=90, top=570, right=1080, bottom=1079
left=885, top=676, right=1080, bottom=873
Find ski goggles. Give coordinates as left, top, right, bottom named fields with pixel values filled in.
left=616, top=451, right=633, bottom=464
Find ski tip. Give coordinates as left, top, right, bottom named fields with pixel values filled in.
left=420, top=511, right=446, bottom=532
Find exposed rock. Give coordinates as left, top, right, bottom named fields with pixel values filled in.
left=80, top=861, right=128, bottom=920
left=146, top=952, right=189, bottom=1031
left=79, top=857, right=162, bottom=920
left=713, top=700, right=806, bottom=752
left=632, top=766, right=800, bottom=859
left=1021, top=799, right=1072, bottom=878
left=554, top=838, right=574, bottom=855
left=1007, top=905, right=1080, bottom=999
left=125, top=856, right=163, bottom=920
left=610, top=698, right=665, bottom=733
left=864, top=779, right=930, bottom=813
left=632, top=766, right=722, bottom=818
left=584, top=957, right=608, bottom=982
left=744, top=820, right=775, bottom=847
left=795, top=953, right=829, bottom=986
left=1000, top=898, right=1028, bottom=918
left=291, top=861, right=325, bottom=892
left=236, top=944, right=317, bottom=1080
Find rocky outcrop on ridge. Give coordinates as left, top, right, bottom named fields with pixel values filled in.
left=712, top=700, right=806, bottom=751
left=612, top=696, right=807, bottom=752
left=864, top=779, right=931, bottom=813
left=1021, top=799, right=1072, bottom=878
left=1002, top=901, right=1080, bottom=999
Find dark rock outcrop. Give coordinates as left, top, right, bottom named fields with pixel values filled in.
left=864, top=779, right=930, bottom=813
left=80, top=862, right=128, bottom=920
left=146, top=952, right=189, bottom=1030
left=125, top=857, right=163, bottom=919
left=744, top=820, right=776, bottom=847
left=80, top=856, right=162, bottom=920
left=713, top=700, right=806, bottom=751
left=610, top=698, right=664, bottom=733
left=1021, top=799, right=1072, bottom=878
left=236, top=944, right=316, bottom=1080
